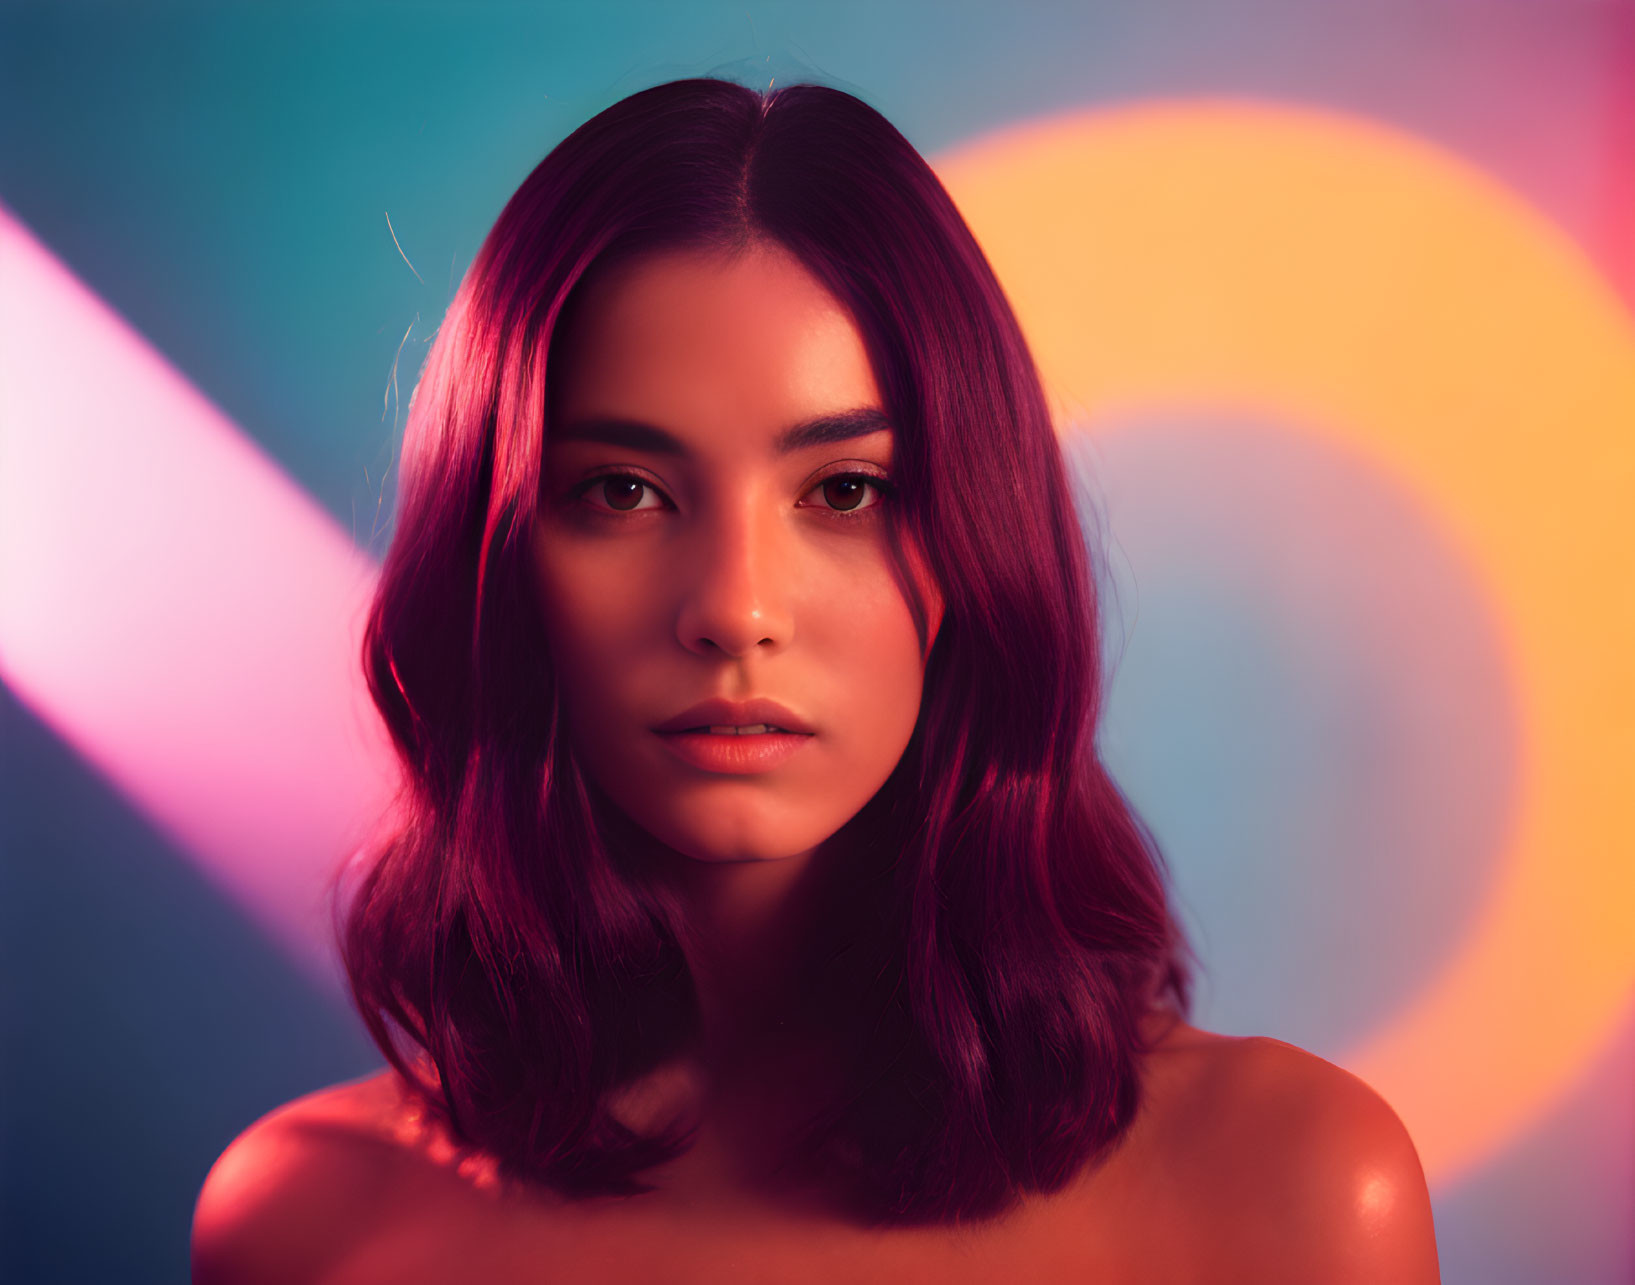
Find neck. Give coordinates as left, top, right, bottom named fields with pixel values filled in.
left=675, top=857, right=808, bottom=1043
left=595, top=805, right=901, bottom=1198
left=605, top=808, right=888, bottom=1063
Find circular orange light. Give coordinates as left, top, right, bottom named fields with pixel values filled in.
left=933, top=99, right=1635, bottom=1183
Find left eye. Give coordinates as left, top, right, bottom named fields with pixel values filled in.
left=807, top=473, right=893, bottom=514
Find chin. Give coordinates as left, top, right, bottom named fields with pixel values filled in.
left=661, top=823, right=825, bottom=865
left=630, top=806, right=840, bottom=867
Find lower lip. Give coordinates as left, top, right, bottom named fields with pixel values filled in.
left=654, top=730, right=814, bottom=774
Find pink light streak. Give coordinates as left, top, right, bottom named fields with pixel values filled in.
left=0, top=202, right=398, bottom=996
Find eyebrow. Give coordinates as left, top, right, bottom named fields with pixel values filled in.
left=550, top=406, right=893, bottom=456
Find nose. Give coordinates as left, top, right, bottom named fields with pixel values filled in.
left=674, top=491, right=794, bottom=659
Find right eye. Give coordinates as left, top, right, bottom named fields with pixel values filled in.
left=572, top=472, right=669, bottom=515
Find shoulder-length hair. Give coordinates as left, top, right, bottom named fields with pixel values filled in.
left=336, top=75, right=1196, bottom=1227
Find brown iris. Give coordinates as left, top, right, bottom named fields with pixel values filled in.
left=822, top=476, right=867, bottom=512
left=603, top=478, right=645, bottom=511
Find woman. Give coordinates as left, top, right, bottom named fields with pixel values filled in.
left=192, top=78, right=1440, bottom=1282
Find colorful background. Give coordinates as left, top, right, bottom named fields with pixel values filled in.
left=2, top=2, right=1631, bottom=1281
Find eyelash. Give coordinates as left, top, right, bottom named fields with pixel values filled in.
left=568, top=469, right=898, bottom=522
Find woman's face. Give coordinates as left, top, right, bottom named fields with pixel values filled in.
left=531, top=241, right=942, bottom=866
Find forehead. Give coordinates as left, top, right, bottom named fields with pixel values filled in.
left=547, top=242, right=886, bottom=452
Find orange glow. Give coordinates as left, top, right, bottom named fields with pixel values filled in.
left=933, top=99, right=1635, bottom=1183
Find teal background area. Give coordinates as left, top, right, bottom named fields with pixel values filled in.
left=3, top=2, right=1631, bottom=1282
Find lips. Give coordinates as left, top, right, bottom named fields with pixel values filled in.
left=655, top=727, right=811, bottom=774
left=653, top=696, right=814, bottom=735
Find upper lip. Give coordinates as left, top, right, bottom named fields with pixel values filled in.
left=653, top=697, right=814, bottom=734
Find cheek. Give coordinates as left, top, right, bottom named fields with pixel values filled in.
left=530, top=546, right=642, bottom=714
left=813, top=563, right=931, bottom=745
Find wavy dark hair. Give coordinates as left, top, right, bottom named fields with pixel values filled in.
left=333, top=75, right=1196, bottom=1227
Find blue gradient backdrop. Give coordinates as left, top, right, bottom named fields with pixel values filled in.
left=2, top=3, right=1630, bottom=1281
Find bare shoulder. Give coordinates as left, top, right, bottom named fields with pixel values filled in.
left=190, top=1069, right=422, bottom=1285
left=1140, top=1020, right=1441, bottom=1284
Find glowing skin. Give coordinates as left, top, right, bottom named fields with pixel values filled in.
left=531, top=241, right=942, bottom=876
